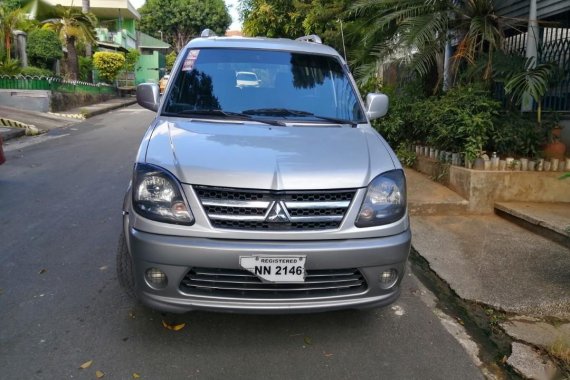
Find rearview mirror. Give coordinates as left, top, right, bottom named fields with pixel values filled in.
left=366, top=93, right=389, bottom=120
left=137, top=83, right=160, bottom=112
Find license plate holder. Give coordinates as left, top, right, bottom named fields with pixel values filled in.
left=239, top=255, right=306, bottom=283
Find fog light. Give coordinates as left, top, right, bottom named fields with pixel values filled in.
left=379, top=269, right=398, bottom=289
left=146, top=267, right=167, bottom=288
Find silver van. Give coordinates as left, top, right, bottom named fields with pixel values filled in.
left=118, top=33, right=411, bottom=313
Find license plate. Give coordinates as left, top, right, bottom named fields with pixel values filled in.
left=239, top=256, right=306, bottom=283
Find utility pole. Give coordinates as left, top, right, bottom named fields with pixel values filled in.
left=522, top=0, right=539, bottom=112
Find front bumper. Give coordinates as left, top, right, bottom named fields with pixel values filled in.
left=128, top=228, right=411, bottom=314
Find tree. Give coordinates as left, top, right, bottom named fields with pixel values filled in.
left=241, top=0, right=303, bottom=38
left=93, top=51, right=125, bottom=83
left=27, top=28, right=62, bottom=69
left=0, top=5, right=25, bottom=60
left=41, top=4, right=97, bottom=80
left=139, top=0, right=231, bottom=52
left=350, top=0, right=521, bottom=89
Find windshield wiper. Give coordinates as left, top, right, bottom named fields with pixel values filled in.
left=243, top=108, right=313, bottom=117
left=242, top=108, right=358, bottom=127
left=165, top=109, right=285, bottom=126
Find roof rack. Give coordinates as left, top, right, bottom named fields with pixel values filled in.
left=201, top=29, right=217, bottom=38
left=295, top=35, right=322, bottom=44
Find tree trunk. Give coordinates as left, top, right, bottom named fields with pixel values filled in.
left=82, top=0, right=93, bottom=82
left=66, top=36, right=79, bottom=81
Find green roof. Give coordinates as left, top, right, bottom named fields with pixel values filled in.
left=139, top=32, right=170, bottom=49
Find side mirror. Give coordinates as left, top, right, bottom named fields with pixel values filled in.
left=366, top=93, right=389, bottom=120
left=137, top=83, right=160, bottom=112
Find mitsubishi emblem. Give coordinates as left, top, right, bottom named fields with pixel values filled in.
left=266, top=201, right=290, bottom=223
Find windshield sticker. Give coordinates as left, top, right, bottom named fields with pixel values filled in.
left=182, top=49, right=200, bottom=71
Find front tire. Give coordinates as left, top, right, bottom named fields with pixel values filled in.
left=116, top=231, right=135, bottom=298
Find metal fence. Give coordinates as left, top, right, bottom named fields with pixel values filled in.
left=503, top=26, right=570, bottom=112
left=0, top=76, right=117, bottom=95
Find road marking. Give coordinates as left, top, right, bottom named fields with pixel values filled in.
left=4, top=134, right=69, bottom=152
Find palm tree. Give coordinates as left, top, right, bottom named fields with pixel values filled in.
left=0, top=6, right=25, bottom=61
left=350, top=0, right=522, bottom=90
left=42, top=4, right=96, bottom=80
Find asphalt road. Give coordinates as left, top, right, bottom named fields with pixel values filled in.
left=0, top=105, right=483, bottom=379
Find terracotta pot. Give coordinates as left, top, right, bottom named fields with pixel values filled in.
left=543, top=141, right=566, bottom=160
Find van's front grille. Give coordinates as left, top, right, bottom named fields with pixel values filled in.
left=194, top=186, right=356, bottom=231
left=179, top=267, right=367, bottom=298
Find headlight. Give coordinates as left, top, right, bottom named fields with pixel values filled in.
left=132, top=163, right=194, bottom=225
left=355, top=170, right=406, bottom=227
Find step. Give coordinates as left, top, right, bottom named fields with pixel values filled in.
left=495, top=202, right=570, bottom=247
left=405, top=168, right=470, bottom=216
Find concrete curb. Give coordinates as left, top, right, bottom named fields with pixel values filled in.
left=0, top=117, right=42, bottom=137
left=50, top=98, right=138, bottom=120
left=82, top=98, right=137, bottom=118
left=47, top=112, right=85, bottom=120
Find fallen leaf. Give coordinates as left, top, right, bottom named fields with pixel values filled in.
left=162, top=320, right=186, bottom=331
left=99, top=266, right=108, bottom=271
left=96, top=370, right=105, bottom=378
left=79, top=360, right=93, bottom=369
left=39, top=269, right=47, bottom=274
left=303, top=336, right=312, bottom=345
left=323, top=351, right=334, bottom=358
left=132, top=373, right=141, bottom=378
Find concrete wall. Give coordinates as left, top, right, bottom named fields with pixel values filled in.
left=0, top=90, right=114, bottom=112
left=449, top=166, right=570, bottom=213
left=0, top=90, right=51, bottom=112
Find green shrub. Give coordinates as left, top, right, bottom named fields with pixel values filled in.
left=374, top=83, right=501, bottom=162
left=79, top=56, right=93, bottom=81
left=489, top=111, right=540, bottom=157
left=426, top=85, right=500, bottom=161
left=123, top=48, right=140, bottom=73
left=0, top=59, right=21, bottom=75
left=93, top=51, right=125, bottom=83
left=20, top=66, right=53, bottom=77
left=165, top=51, right=177, bottom=72
left=395, top=143, right=416, bottom=167
left=27, top=29, right=62, bottom=69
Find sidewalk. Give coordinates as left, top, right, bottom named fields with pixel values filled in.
left=406, top=168, right=570, bottom=379
left=0, top=97, right=137, bottom=141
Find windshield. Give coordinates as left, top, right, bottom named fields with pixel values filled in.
left=163, top=48, right=365, bottom=123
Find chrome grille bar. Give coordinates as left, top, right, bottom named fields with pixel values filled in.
left=285, top=201, right=350, bottom=209
left=180, top=267, right=368, bottom=298
left=201, top=199, right=270, bottom=208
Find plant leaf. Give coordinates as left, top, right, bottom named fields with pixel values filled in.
left=162, top=320, right=186, bottom=331
left=95, top=370, right=105, bottom=378
left=133, top=373, right=141, bottom=378
left=79, top=360, right=93, bottom=369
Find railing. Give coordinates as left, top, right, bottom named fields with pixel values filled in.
left=0, top=75, right=117, bottom=95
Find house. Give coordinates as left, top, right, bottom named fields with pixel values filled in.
left=44, top=0, right=171, bottom=85
left=136, top=32, right=170, bottom=84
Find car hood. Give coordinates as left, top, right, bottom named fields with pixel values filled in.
left=144, top=118, right=397, bottom=190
